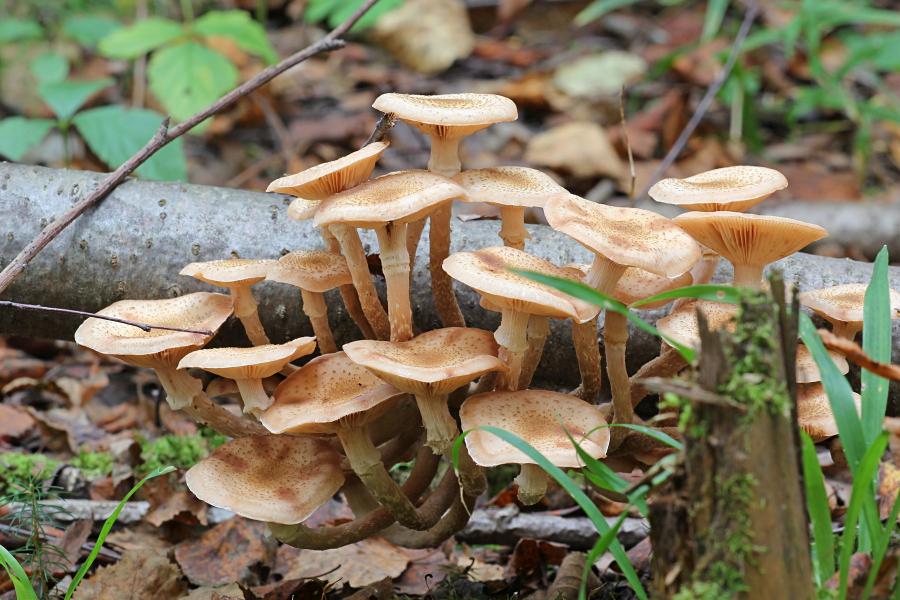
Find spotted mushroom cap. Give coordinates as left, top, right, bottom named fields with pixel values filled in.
left=797, top=383, right=861, bottom=442
left=460, top=390, right=610, bottom=467
left=314, top=170, right=464, bottom=229
left=178, top=337, right=317, bottom=380
left=180, top=259, right=276, bottom=287
left=344, top=328, right=507, bottom=396
left=266, top=251, right=353, bottom=293
left=443, top=246, right=600, bottom=323
left=454, top=167, right=567, bottom=208
left=74, top=293, right=233, bottom=369
left=261, top=352, right=405, bottom=435
left=655, top=300, right=739, bottom=351
left=545, top=195, right=700, bottom=278
left=566, top=263, right=692, bottom=309
left=795, top=344, right=849, bottom=384
left=799, top=284, right=900, bottom=327
left=372, top=93, right=517, bottom=139
left=266, top=141, right=389, bottom=200
left=648, top=166, right=788, bottom=212
left=185, top=435, right=344, bottom=525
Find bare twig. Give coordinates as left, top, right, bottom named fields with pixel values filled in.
left=0, top=0, right=382, bottom=297
left=0, top=300, right=213, bottom=335
left=636, top=376, right=747, bottom=411
left=619, top=85, right=636, bottom=201
left=817, top=328, right=900, bottom=381
left=638, top=0, right=759, bottom=198
left=364, top=112, right=397, bottom=146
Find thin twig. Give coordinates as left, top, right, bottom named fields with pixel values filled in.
left=636, top=377, right=747, bottom=411
left=638, top=0, right=759, bottom=198
left=619, top=85, right=636, bottom=201
left=0, top=0, right=382, bottom=297
left=817, top=328, right=900, bottom=382
left=0, top=300, right=213, bottom=335
left=364, top=112, right=397, bottom=146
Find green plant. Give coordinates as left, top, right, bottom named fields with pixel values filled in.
left=70, top=450, right=113, bottom=479
left=0, top=453, right=59, bottom=494
left=137, top=427, right=227, bottom=475
left=303, top=0, right=404, bottom=32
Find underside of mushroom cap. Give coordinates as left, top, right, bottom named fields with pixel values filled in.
left=796, top=343, right=849, bottom=384
left=287, top=197, right=322, bottom=222
left=343, top=327, right=507, bottom=395
left=566, top=263, right=693, bottom=308
left=313, top=170, right=464, bottom=228
left=797, top=383, right=861, bottom=442
left=455, top=167, right=567, bottom=208
left=442, top=246, right=600, bottom=322
left=185, top=435, right=344, bottom=525
left=74, top=292, right=233, bottom=368
left=266, top=141, right=389, bottom=199
left=267, top=250, right=353, bottom=293
left=655, top=300, right=739, bottom=351
left=261, top=352, right=405, bottom=435
left=372, top=93, right=517, bottom=139
left=799, top=283, right=900, bottom=325
left=178, top=337, right=317, bottom=380
left=545, top=194, right=700, bottom=278
left=180, top=259, right=276, bottom=287
left=648, top=166, right=788, bottom=212
left=459, top=390, right=610, bottom=467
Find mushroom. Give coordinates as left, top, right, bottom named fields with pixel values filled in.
left=648, top=165, right=788, bottom=213
left=442, top=246, right=599, bottom=392
left=185, top=435, right=344, bottom=524
left=673, top=212, right=827, bottom=289
left=315, top=170, right=464, bottom=342
left=179, top=259, right=276, bottom=346
left=344, top=327, right=507, bottom=454
left=796, top=344, right=849, bottom=384
left=372, top=93, right=518, bottom=329
left=655, top=300, right=739, bottom=351
left=178, top=337, right=317, bottom=416
left=460, top=390, right=610, bottom=505
left=799, top=283, right=900, bottom=339
left=797, top=383, right=861, bottom=442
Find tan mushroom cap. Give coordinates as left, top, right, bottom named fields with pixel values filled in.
left=655, top=300, right=739, bottom=350
left=180, top=259, right=276, bottom=287
left=566, top=263, right=692, bottom=309
left=266, top=251, right=353, bottom=293
left=797, top=383, right=861, bottom=442
left=545, top=195, right=700, bottom=278
left=799, top=284, right=900, bottom=326
left=372, top=93, right=517, bottom=138
left=443, top=246, right=600, bottom=323
left=74, top=293, right=233, bottom=369
left=343, top=328, right=507, bottom=396
left=313, top=170, right=464, bottom=228
left=185, top=435, right=344, bottom=525
left=455, top=167, right=567, bottom=208
left=261, top=352, right=405, bottom=435
left=266, top=141, right=389, bottom=199
left=178, top=337, right=317, bottom=380
left=673, top=212, right=827, bottom=269
left=796, top=344, right=850, bottom=384
left=648, top=166, right=788, bottom=212
left=460, top=390, right=610, bottom=467
left=287, top=197, right=322, bottom=222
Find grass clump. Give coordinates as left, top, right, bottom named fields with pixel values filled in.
left=137, top=427, right=227, bottom=474
left=70, top=450, right=114, bottom=478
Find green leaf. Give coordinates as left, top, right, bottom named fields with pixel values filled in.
left=304, top=0, right=404, bottom=32
left=193, top=10, right=277, bottom=64
left=62, top=14, right=121, bottom=48
left=0, top=544, right=38, bottom=600
left=38, top=78, right=113, bottom=121
left=861, top=246, right=891, bottom=445
left=98, top=17, right=183, bottom=59
left=582, top=513, right=629, bottom=600
left=630, top=283, right=742, bottom=308
left=701, top=0, right=729, bottom=42
left=0, top=117, right=55, bottom=161
left=147, top=41, right=237, bottom=123
left=610, top=423, right=683, bottom=450
left=31, top=52, right=69, bottom=85
left=574, top=0, right=642, bottom=26
left=73, top=106, right=187, bottom=181
left=801, top=431, right=835, bottom=585
left=862, top=486, right=900, bottom=600
left=0, top=18, right=43, bottom=43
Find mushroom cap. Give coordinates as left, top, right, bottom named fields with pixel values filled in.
left=180, top=259, right=276, bottom=287
left=797, top=383, right=861, bottom=442
left=266, top=141, right=389, bottom=199
left=796, top=344, right=849, bottom=384
left=372, top=93, right=517, bottom=138
left=648, top=166, right=788, bottom=212
left=442, top=246, right=600, bottom=323
left=185, top=435, right=344, bottom=525
left=460, top=390, right=610, bottom=468
left=178, top=337, right=317, bottom=380
left=544, top=195, right=700, bottom=278
left=74, top=293, right=233, bottom=369
left=266, top=250, right=353, bottom=293
left=799, top=283, right=900, bottom=326
left=313, top=170, right=464, bottom=228
left=287, top=197, right=322, bottom=222
left=261, top=352, right=405, bottom=435
left=454, top=167, right=567, bottom=209
left=343, top=327, right=507, bottom=396
left=655, top=300, right=739, bottom=350
left=566, top=263, right=692, bottom=309
left=673, top=212, right=828, bottom=269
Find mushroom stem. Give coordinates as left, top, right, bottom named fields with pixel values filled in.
left=155, top=367, right=204, bottom=410
left=375, top=222, right=414, bottom=342
left=406, top=217, right=427, bottom=280
left=583, top=255, right=627, bottom=292
left=181, top=394, right=267, bottom=437
left=235, top=378, right=271, bottom=416
left=515, top=463, right=548, bottom=506
left=732, top=263, right=764, bottom=289
left=629, top=345, right=688, bottom=408
left=230, top=286, right=270, bottom=345
left=519, top=315, right=550, bottom=389
left=571, top=317, right=602, bottom=403
left=429, top=204, right=465, bottom=328
left=300, top=289, right=336, bottom=354
left=330, top=224, right=391, bottom=340
left=414, top=391, right=457, bottom=454
left=831, top=320, right=862, bottom=340
left=604, top=311, right=632, bottom=450
left=494, top=308, right=530, bottom=391
left=322, top=228, right=376, bottom=339
left=499, top=206, right=529, bottom=250
left=427, top=136, right=462, bottom=177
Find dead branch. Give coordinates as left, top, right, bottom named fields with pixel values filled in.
left=818, top=328, right=900, bottom=381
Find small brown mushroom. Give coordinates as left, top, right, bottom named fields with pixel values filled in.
left=796, top=344, right=849, bottom=384
left=797, top=383, right=861, bottom=442
left=655, top=300, right=739, bottom=351
left=648, top=166, right=788, bottom=213
left=799, top=283, right=900, bottom=339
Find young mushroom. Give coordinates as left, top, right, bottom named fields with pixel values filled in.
left=796, top=344, right=849, bottom=384
left=797, top=383, right=862, bottom=442
left=799, top=283, right=900, bottom=339
left=648, top=165, right=788, bottom=213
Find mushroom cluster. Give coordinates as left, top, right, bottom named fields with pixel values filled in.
left=71, top=94, right=896, bottom=551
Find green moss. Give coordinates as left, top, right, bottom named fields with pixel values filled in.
left=673, top=581, right=728, bottom=600
left=71, top=450, right=114, bottom=478
left=0, top=453, right=59, bottom=493
left=137, top=427, right=226, bottom=474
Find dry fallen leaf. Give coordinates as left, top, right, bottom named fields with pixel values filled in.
left=553, top=51, right=647, bottom=98
left=72, top=550, right=186, bottom=600
left=175, top=518, right=275, bottom=587
left=274, top=537, right=413, bottom=589
left=0, top=403, right=37, bottom=444
left=145, top=487, right=208, bottom=527
left=524, top=121, right=624, bottom=179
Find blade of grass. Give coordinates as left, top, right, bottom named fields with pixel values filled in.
left=800, top=431, right=835, bottom=584
left=581, top=512, right=629, bottom=600
left=609, top=423, right=683, bottom=450
left=861, top=246, right=891, bottom=445
left=702, top=0, right=730, bottom=41
left=0, top=545, right=38, bottom=600
left=629, top=284, right=742, bottom=308
left=861, top=485, right=900, bottom=600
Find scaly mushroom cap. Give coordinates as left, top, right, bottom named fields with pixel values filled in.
left=261, top=352, right=405, bottom=435
left=178, top=337, right=317, bottom=380
left=648, top=166, right=788, bottom=212
left=443, top=246, right=600, bottom=323
left=797, top=383, right=861, bottom=442
left=185, top=435, right=344, bottom=525
left=74, top=293, right=233, bottom=369
left=266, top=251, right=353, bottom=293
left=313, top=170, right=464, bottom=229
left=180, top=259, right=276, bottom=287
left=460, top=390, right=610, bottom=467
left=799, top=284, right=900, bottom=326
left=455, top=167, right=567, bottom=208
left=796, top=344, right=849, bottom=384
left=566, top=263, right=692, bottom=309
left=655, top=300, right=739, bottom=350
left=372, top=93, right=518, bottom=139
left=266, top=141, right=389, bottom=199
left=673, top=212, right=827, bottom=270
left=545, top=195, right=700, bottom=278
left=343, top=327, right=507, bottom=396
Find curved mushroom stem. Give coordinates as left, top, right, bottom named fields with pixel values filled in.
left=571, top=317, right=602, bottom=403
left=300, top=289, right=336, bottom=354
left=414, top=391, right=457, bottom=454
left=383, top=492, right=473, bottom=549
left=230, top=286, right=270, bottom=346
left=732, top=263, right=765, bottom=289
left=429, top=204, right=465, bottom=328
left=155, top=367, right=205, bottom=410
left=519, top=315, right=550, bottom=389
left=375, top=222, right=414, bottom=342
left=330, top=224, right=391, bottom=340
left=321, top=227, right=376, bottom=339
left=605, top=311, right=632, bottom=451
left=495, top=308, right=530, bottom=391
left=406, top=217, right=427, bottom=282
left=831, top=320, right=862, bottom=340
left=515, top=463, right=548, bottom=506
left=499, top=206, right=529, bottom=250
left=472, top=371, right=499, bottom=395
left=235, top=378, right=271, bottom=416
left=629, top=345, right=688, bottom=409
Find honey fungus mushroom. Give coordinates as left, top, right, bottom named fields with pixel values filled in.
left=797, top=383, right=862, bottom=442
left=800, top=283, right=900, bottom=339
left=648, top=166, right=788, bottom=213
